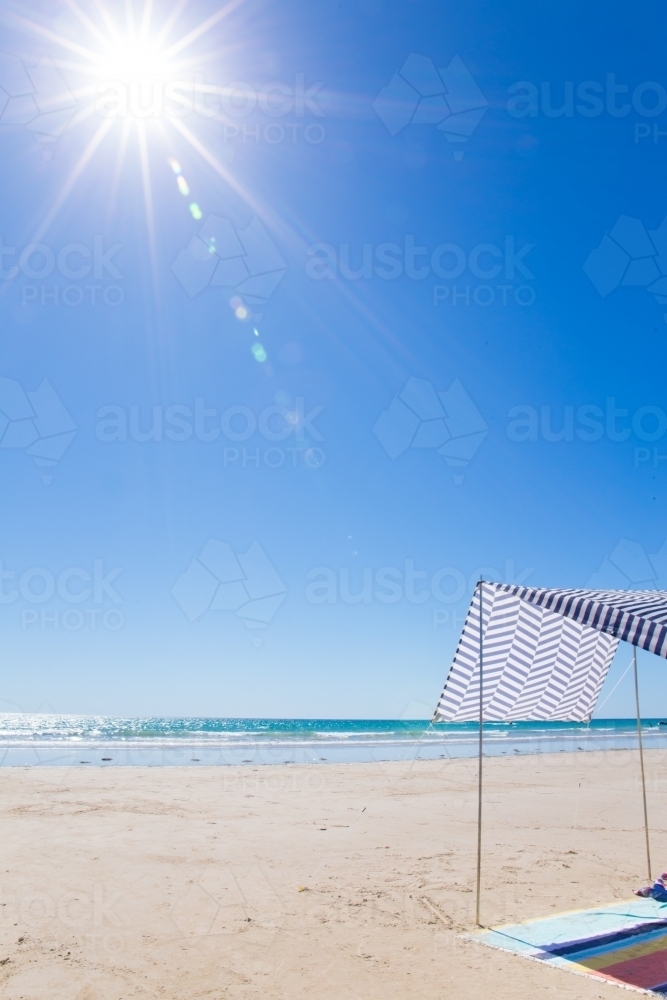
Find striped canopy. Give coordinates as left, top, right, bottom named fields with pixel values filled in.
left=494, top=583, right=667, bottom=656
left=433, top=581, right=667, bottom=723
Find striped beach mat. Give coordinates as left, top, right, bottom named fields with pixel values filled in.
left=470, top=898, right=667, bottom=994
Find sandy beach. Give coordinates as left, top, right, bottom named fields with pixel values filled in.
left=0, top=748, right=664, bottom=1000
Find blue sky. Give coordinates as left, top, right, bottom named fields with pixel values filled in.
left=0, top=0, right=666, bottom=717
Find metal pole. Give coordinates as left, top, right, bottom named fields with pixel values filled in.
left=475, top=579, right=484, bottom=926
left=633, top=646, right=651, bottom=881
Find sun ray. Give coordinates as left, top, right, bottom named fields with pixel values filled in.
left=60, top=95, right=108, bottom=135
left=106, top=118, right=133, bottom=227
left=59, top=0, right=111, bottom=49
left=58, top=83, right=105, bottom=105
left=153, top=0, right=189, bottom=47
left=137, top=122, right=161, bottom=300
left=153, top=117, right=173, bottom=149
left=90, top=0, right=120, bottom=41
left=124, top=0, right=137, bottom=43
left=166, top=114, right=316, bottom=285
left=31, top=117, right=115, bottom=245
left=167, top=115, right=262, bottom=214
left=1, top=9, right=100, bottom=62
left=169, top=47, right=238, bottom=73
left=139, top=0, right=155, bottom=38
left=42, top=59, right=106, bottom=77
left=163, top=0, right=246, bottom=60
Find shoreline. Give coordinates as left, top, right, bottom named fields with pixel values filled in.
left=0, top=743, right=655, bottom=768
left=0, top=731, right=663, bottom=767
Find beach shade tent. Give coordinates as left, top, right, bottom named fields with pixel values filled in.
left=433, top=581, right=667, bottom=923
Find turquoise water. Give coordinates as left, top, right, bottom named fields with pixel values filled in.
left=1, top=715, right=667, bottom=766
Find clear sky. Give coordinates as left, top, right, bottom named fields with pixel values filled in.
left=0, top=0, right=666, bottom=718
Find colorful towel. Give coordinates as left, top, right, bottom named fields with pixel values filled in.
left=471, top=898, right=667, bottom=994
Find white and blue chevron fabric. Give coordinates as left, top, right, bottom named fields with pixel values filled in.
left=495, top=583, right=667, bottom=658
left=433, top=582, right=620, bottom=722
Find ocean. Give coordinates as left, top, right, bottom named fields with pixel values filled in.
left=1, top=715, right=666, bottom=767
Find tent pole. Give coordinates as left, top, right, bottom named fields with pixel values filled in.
left=633, top=646, right=651, bottom=881
left=476, top=579, right=484, bottom=926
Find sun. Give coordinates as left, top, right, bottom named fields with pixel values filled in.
left=3, top=0, right=239, bottom=126
left=0, top=0, right=247, bottom=218
left=94, top=35, right=179, bottom=121
left=0, top=0, right=276, bottom=356
left=98, top=39, right=173, bottom=88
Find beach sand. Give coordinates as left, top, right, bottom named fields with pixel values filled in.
left=0, top=748, right=664, bottom=999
